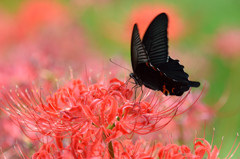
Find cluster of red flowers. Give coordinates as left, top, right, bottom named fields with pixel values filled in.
left=1, top=77, right=238, bottom=158
left=0, top=1, right=102, bottom=153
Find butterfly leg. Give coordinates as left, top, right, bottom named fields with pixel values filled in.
left=117, top=77, right=134, bottom=91
left=127, top=77, right=138, bottom=86
left=129, top=81, right=136, bottom=84
left=139, top=86, right=144, bottom=102
left=131, top=84, right=139, bottom=90
left=124, top=78, right=131, bottom=87
left=130, top=85, right=140, bottom=101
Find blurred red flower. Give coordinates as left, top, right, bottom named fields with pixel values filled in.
left=124, top=3, right=185, bottom=42
left=73, top=0, right=111, bottom=8
left=0, top=117, right=22, bottom=149
left=0, top=11, right=15, bottom=54
left=213, top=28, right=240, bottom=58
left=15, top=0, right=68, bottom=40
left=160, top=92, right=215, bottom=144
left=0, top=0, right=106, bottom=88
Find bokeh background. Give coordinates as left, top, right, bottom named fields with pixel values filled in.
left=0, top=0, right=240, bottom=157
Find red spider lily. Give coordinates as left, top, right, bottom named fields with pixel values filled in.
left=0, top=77, right=190, bottom=158
left=112, top=139, right=161, bottom=159
left=158, top=136, right=240, bottom=159
left=11, top=135, right=239, bottom=158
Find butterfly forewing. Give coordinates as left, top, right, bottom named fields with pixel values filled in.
left=142, top=13, right=169, bottom=66
left=131, top=24, right=148, bottom=73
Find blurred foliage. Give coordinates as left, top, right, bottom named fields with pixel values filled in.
left=1, top=0, right=240, bottom=157
left=0, top=0, right=22, bottom=12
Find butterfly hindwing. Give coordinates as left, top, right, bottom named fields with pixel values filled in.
left=131, top=24, right=148, bottom=73
left=142, top=13, right=169, bottom=66
left=158, top=58, right=188, bottom=81
left=158, top=57, right=200, bottom=87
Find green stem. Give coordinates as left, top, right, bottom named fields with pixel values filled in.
left=108, top=141, right=114, bottom=158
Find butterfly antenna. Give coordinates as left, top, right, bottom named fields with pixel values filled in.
left=109, top=58, right=132, bottom=73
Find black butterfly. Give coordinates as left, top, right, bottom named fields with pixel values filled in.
left=130, top=13, right=200, bottom=96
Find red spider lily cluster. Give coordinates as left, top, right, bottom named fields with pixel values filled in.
left=0, top=1, right=102, bottom=152
left=0, top=1, right=127, bottom=154
left=1, top=77, right=238, bottom=158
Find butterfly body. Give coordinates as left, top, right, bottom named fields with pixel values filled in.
left=130, top=13, right=200, bottom=96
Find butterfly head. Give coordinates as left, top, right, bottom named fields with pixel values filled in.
left=129, top=73, right=142, bottom=86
